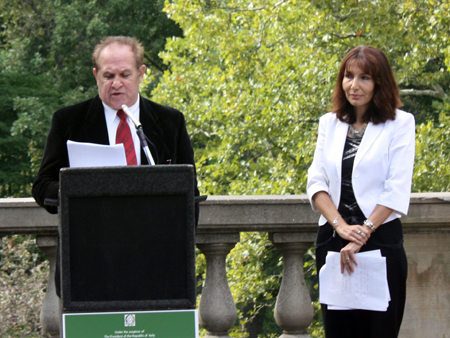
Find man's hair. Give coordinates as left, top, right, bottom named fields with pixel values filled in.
left=332, top=45, right=402, bottom=125
left=92, top=36, right=144, bottom=70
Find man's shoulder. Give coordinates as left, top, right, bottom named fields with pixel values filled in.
left=54, top=96, right=101, bottom=117
left=140, top=96, right=184, bottom=119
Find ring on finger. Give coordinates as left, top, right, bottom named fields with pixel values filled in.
left=357, top=230, right=364, bottom=237
left=345, top=258, right=350, bottom=261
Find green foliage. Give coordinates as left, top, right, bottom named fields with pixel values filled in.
left=413, top=99, right=450, bottom=192
left=154, top=0, right=326, bottom=196
left=226, top=233, right=282, bottom=337
left=0, top=236, right=50, bottom=338
left=0, top=73, right=61, bottom=197
left=0, top=0, right=182, bottom=91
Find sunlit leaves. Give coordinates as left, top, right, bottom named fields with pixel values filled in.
left=152, top=0, right=450, bottom=196
left=413, top=99, right=450, bottom=192
left=154, top=0, right=334, bottom=196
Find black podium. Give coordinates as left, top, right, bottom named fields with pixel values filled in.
left=58, top=165, right=196, bottom=313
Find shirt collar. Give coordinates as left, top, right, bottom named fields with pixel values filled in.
left=103, top=94, right=140, bottom=125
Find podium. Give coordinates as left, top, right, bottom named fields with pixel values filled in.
left=58, top=165, right=198, bottom=337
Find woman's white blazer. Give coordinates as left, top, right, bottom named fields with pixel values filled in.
left=307, top=109, right=415, bottom=226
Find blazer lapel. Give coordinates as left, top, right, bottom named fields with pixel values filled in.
left=139, top=97, right=164, bottom=164
left=333, top=119, right=349, bottom=178
left=82, top=96, right=110, bottom=145
left=353, top=122, right=384, bottom=169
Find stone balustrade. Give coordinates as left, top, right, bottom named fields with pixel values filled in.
left=1, top=193, right=449, bottom=337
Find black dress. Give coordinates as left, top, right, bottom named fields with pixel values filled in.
left=315, top=135, right=408, bottom=338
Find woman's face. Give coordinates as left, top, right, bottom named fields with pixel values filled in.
left=342, top=62, right=375, bottom=116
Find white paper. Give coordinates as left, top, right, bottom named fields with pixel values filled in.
left=67, top=140, right=127, bottom=168
left=319, top=250, right=390, bottom=311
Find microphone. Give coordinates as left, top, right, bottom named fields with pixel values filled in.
left=121, top=104, right=142, bottom=128
left=121, top=104, right=156, bottom=165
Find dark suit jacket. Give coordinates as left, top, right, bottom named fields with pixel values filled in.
left=32, top=95, right=199, bottom=214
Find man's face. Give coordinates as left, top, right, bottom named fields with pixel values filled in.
left=93, top=42, right=146, bottom=110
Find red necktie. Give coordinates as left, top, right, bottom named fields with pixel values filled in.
left=116, top=109, right=137, bottom=165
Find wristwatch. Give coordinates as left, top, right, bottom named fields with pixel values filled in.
left=364, top=219, right=376, bottom=232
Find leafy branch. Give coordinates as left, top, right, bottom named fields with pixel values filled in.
left=400, top=84, right=447, bottom=100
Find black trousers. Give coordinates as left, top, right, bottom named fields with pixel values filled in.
left=316, top=219, right=407, bottom=338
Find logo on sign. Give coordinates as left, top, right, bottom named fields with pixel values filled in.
left=124, top=314, right=136, bottom=327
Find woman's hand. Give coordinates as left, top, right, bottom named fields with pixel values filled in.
left=311, top=192, right=372, bottom=245
left=335, top=222, right=371, bottom=246
left=340, top=242, right=363, bottom=274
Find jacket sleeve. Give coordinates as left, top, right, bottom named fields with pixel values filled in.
left=377, top=111, right=416, bottom=215
left=175, top=112, right=199, bottom=195
left=32, top=110, right=71, bottom=214
left=174, top=111, right=201, bottom=226
left=307, top=114, right=331, bottom=211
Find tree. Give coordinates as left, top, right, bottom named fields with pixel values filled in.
left=152, top=0, right=450, bottom=196
left=413, top=98, right=450, bottom=192
left=0, top=73, right=61, bottom=197
left=0, top=0, right=182, bottom=88
left=149, top=1, right=450, bottom=336
left=0, top=0, right=183, bottom=197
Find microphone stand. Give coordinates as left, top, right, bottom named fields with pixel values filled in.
left=121, top=104, right=156, bottom=165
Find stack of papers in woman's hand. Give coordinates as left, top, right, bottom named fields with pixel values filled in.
left=319, top=250, right=390, bottom=311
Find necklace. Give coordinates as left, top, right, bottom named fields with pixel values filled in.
left=348, top=124, right=367, bottom=138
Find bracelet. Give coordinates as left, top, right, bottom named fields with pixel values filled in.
left=332, top=215, right=341, bottom=227
left=364, top=219, right=376, bottom=232
left=331, top=215, right=341, bottom=237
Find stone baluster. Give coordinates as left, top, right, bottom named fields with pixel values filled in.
left=196, top=233, right=240, bottom=338
left=36, top=235, right=61, bottom=338
left=270, top=233, right=315, bottom=338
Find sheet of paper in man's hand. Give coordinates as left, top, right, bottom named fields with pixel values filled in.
left=67, top=140, right=127, bottom=167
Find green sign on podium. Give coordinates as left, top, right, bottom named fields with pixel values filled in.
left=63, top=309, right=198, bottom=338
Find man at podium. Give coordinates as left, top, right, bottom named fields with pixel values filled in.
left=32, top=35, right=199, bottom=214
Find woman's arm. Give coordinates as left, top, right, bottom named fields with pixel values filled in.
left=312, top=191, right=371, bottom=246
left=377, top=111, right=416, bottom=215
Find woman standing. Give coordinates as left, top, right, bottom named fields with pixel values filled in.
left=307, top=46, right=415, bottom=337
